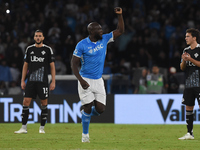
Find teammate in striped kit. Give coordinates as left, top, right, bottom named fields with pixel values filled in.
left=71, top=7, right=124, bottom=143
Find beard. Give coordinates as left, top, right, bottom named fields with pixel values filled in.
left=35, top=40, right=43, bottom=45
left=94, top=33, right=102, bottom=41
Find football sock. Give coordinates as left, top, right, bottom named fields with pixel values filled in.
left=41, top=105, right=48, bottom=126
left=90, top=106, right=100, bottom=116
left=186, top=110, right=193, bottom=135
left=82, top=111, right=91, bottom=134
left=22, top=125, right=27, bottom=129
left=21, top=106, right=29, bottom=125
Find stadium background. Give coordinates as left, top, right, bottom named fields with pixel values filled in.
left=0, top=0, right=200, bottom=124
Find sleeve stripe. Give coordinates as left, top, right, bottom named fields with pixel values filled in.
left=73, top=54, right=81, bottom=58
left=107, top=32, right=114, bottom=44
left=44, top=44, right=54, bottom=54
left=25, top=44, right=35, bottom=53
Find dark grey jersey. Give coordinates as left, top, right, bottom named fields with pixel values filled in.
left=24, top=44, right=55, bottom=83
left=181, top=44, right=200, bottom=88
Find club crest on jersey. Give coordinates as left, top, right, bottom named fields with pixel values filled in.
left=89, top=50, right=93, bottom=54
left=41, top=51, right=46, bottom=55
left=194, top=53, right=199, bottom=58
left=30, top=51, right=34, bottom=54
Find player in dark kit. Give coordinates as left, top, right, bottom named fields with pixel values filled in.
left=178, top=28, right=200, bottom=140
left=14, top=30, right=56, bottom=134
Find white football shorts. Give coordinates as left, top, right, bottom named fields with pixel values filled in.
left=78, top=77, right=106, bottom=106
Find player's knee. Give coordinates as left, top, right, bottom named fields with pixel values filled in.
left=41, top=99, right=48, bottom=106
left=23, top=98, right=31, bottom=106
left=96, top=106, right=105, bottom=114
left=83, top=102, right=93, bottom=114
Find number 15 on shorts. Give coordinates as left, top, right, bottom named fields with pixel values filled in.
left=43, top=87, right=48, bottom=97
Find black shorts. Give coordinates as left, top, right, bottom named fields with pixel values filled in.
left=24, top=81, right=49, bottom=100
left=182, top=87, right=200, bottom=106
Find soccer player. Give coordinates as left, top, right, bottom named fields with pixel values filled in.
left=14, top=30, right=56, bottom=134
left=71, top=7, right=124, bottom=143
left=178, top=28, right=200, bottom=140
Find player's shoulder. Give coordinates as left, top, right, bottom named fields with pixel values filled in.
left=43, top=44, right=54, bottom=54
left=25, top=44, right=35, bottom=53
left=79, top=38, right=88, bottom=44
left=76, top=38, right=88, bottom=48
left=183, top=46, right=190, bottom=52
left=196, top=43, right=200, bottom=49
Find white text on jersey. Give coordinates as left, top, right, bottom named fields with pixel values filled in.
left=31, top=56, right=45, bottom=62
left=91, top=44, right=104, bottom=53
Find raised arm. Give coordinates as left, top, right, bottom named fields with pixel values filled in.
left=113, top=7, right=125, bottom=40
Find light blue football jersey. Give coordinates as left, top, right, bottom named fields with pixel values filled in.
left=73, top=32, right=114, bottom=79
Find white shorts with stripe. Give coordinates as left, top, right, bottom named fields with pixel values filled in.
left=78, top=77, right=106, bottom=106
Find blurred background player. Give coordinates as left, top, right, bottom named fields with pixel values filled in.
left=178, top=28, right=200, bottom=140
left=167, top=67, right=179, bottom=93
left=14, top=30, right=56, bottom=134
left=71, top=7, right=124, bottom=142
left=146, top=64, right=168, bottom=94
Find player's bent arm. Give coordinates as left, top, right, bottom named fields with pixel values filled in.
left=113, top=7, right=125, bottom=40
left=71, top=55, right=83, bottom=82
left=180, top=61, right=186, bottom=71
left=188, top=57, right=200, bottom=68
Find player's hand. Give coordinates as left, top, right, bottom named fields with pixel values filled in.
left=21, top=81, right=26, bottom=90
left=80, top=79, right=90, bottom=89
left=182, top=52, right=191, bottom=61
left=50, top=82, right=55, bottom=91
left=114, top=7, right=122, bottom=15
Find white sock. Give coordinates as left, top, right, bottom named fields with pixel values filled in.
left=22, top=125, right=27, bottom=129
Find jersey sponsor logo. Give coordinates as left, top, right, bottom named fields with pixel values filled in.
left=194, top=53, right=199, bottom=58
left=188, top=61, right=196, bottom=66
left=41, top=51, right=46, bottom=55
left=31, top=56, right=45, bottom=62
left=93, top=44, right=103, bottom=52
left=88, top=44, right=104, bottom=54
left=30, top=51, right=34, bottom=54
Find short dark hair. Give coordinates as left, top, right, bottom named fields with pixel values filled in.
left=35, top=29, right=43, bottom=35
left=186, top=28, right=200, bottom=41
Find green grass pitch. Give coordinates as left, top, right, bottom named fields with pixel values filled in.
left=0, top=123, right=199, bottom=150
